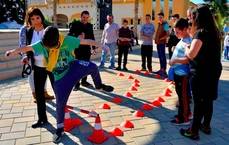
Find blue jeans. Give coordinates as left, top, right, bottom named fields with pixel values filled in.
left=224, top=46, right=229, bottom=60
left=100, top=42, right=117, bottom=67
left=157, top=44, right=167, bottom=70
left=53, top=60, right=102, bottom=129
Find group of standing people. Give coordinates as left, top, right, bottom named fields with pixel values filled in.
left=5, top=4, right=223, bottom=143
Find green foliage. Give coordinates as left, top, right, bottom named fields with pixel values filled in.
left=206, top=0, right=228, bottom=30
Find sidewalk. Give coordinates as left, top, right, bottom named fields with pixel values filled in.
left=0, top=47, right=229, bottom=145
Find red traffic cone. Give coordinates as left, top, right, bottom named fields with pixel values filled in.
left=133, top=83, right=140, bottom=87
left=118, top=72, right=125, bottom=76
left=152, top=100, right=162, bottom=107
left=163, top=88, right=172, bottom=97
left=88, top=115, right=109, bottom=144
left=99, top=103, right=111, bottom=109
left=135, top=69, right=141, bottom=74
left=64, top=108, right=82, bottom=132
left=144, top=71, right=150, bottom=75
left=124, top=92, right=133, bottom=97
left=133, top=110, right=144, bottom=117
left=141, top=103, right=153, bottom=111
left=112, top=97, right=123, bottom=104
left=155, top=74, right=161, bottom=79
left=129, top=86, right=138, bottom=91
left=128, top=75, right=134, bottom=80
left=120, top=120, right=134, bottom=129
left=134, top=79, right=140, bottom=83
left=157, top=97, right=165, bottom=102
left=110, top=127, right=124, bottom=136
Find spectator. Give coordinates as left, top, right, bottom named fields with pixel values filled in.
left=179, top=5, right=222, bottom=140
left=68, top=10, right=96, bottom=91
left=224, top=32, right=229, bottom=60
left=167, top=14, right=180, bottom=59
left=140, top=14, right=155, bottom=72
left=116, top=19, right=132, bottom=71
left=99, top=14, right=119, bottom=69
left=154, top=12, right=169, bottom=77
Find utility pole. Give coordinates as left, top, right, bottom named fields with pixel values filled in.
left=53, top=0, right=57, bottom=27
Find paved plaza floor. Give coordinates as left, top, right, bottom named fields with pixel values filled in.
left=0, top=48, right=229, bottom=145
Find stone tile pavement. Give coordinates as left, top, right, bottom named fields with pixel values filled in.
left=0, top=48, right=229, bottom=145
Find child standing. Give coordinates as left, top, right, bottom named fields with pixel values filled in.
left=116, top=19, right=132, bottom=71
left=169, top=18, right=192, bottom=125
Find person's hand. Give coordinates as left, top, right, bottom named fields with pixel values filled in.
left=91, top=49, right=97, bottom=55
left=169, top=59, right=175, bottom=66
left=78, top=33, right=85, bottom=39
left=5, top=50, right=15, bottom=57
left=21, top=56, right=29, bottom=64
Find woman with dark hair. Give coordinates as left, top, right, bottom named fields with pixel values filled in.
left=19, top=7, right=54, bottom=129
left=179, top=5, right=222, bottom=140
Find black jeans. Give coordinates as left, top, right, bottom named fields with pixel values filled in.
left=190, top=74, right=219, bottom=134
left=118, top=45, right=129, bottom=67
left=141, top=45, right=152, bottom=70
left=33, top=65, right=48, bottom=122
left=174, top=74, right=191, bottom=122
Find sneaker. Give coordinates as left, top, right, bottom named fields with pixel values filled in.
left=81, top=81, right=93, bottom=87
left=44, top=91, right=55, bottom=100
left=200, top=124, right=211, bottom=135
left=96, top=84, right=114, bottom=92
left=116, top=66, right=121, bottom=70
left=73, top=84, right=80, bottom=91
left=32, top=120, right=48, bottom=128
left=123, top=67, right=128, bottom=71
left=108, top=65, right=115, bottom=69
left=180, top=128, right=200, bottom=140
left=98, top=64, right=104, bottom=69
left=173, top=113, right=193, bottom=120
left=141, top=68, right=147, bottom=71
left=170, top=117, right=190, bottom=126
left=53, top=128, right=64, bottom=144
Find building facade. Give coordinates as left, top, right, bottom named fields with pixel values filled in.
left=27, top=0, right=189, bottom=29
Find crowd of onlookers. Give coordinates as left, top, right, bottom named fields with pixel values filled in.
left=5, top=4, right=226, bottom=143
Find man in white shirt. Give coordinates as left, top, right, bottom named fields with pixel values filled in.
left=99, top=14, right=119, bottom=69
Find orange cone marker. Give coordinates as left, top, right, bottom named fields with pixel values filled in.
left=157, top=97, right=165, bottom=102
left=120, top=120, right=134, bottom=129
left=128, top=75, right=134, bottom=79
left=135, top=70, right=141, bottom=74
left=133, top=83, right=140, bottom=87
left=133, top=110, right=144, bottom=117
left=99, top=103, right=111, bottom=109
left=110, top=127, right=124, bottom=136
left=134, top=79, right=140, bottom=83
left=144, top=71, right=150, bottom=75
left=129, top=86, right=138, bottom=91
left=88, top=115, right=109, bottom=144
left=141, top=103, right=153, bottom=111
left=118, top=72, right=125, bottom=76
left=152, top=100, right=162, bottom=107
left=124, top=92, right=133, bottom=97
left=112, top=97, right=123, bottom=104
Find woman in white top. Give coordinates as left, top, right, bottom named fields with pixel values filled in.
left=19, top=7, right=54, bottom=128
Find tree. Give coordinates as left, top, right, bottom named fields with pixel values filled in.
left=204, top=0, right=228, bottom=30
left=0, top=0, right=25, bottom=24
left=134, top=0, right=139, bottom=37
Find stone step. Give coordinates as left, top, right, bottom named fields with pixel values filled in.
left=0, top=66, right=21, bottom=80
left=0, top=59, right=22, bottom=71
